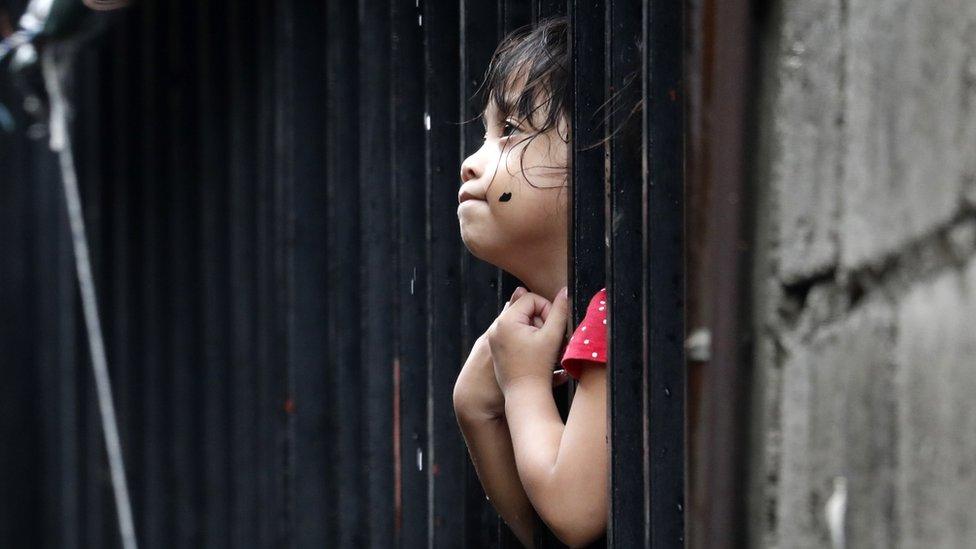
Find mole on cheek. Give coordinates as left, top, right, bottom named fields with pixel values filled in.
left=499, top=192, right=512, bottom=202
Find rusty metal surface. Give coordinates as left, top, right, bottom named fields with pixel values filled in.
left=685, top=0, right=757, bottom=546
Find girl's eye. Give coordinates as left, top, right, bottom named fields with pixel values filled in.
left=500, top=121, right=519, bottom=137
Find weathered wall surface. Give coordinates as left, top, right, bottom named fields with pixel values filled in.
left=749, top=0, right=976, bottom=546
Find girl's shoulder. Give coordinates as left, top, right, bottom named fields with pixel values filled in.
left=559, top=288, right=607, bottom=380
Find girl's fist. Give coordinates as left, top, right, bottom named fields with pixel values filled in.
left=453, top=287, right=530, bottom=421
left=487, top=286, right=569, bottom=393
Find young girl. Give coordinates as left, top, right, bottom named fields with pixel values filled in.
left=452, top=17, right=608, bottom=548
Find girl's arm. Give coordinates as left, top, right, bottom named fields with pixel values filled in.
left=455, top=409, right=537, bottom=546
left=502, top=363, right=607, bottom=547
left=488, top=289, right=608, bottom=547
left=454, top=333, right=536, bottom=547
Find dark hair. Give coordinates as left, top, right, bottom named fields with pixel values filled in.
left=478, top=16, right=570, bottom=189
left=474, top=15, right=641, bottom=191
left=482, top=16, right=570, bottom=141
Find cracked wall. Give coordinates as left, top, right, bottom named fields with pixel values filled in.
left=748, top=0, right=976, bottom=546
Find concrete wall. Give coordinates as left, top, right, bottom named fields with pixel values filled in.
left=749, top=0, right=976, bottom=546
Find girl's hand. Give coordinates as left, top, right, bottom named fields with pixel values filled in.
left=488, top=286, right=570, bottom=394
left=453, top=287, right=530, bottom=421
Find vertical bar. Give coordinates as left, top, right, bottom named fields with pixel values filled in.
left=254, top=0, right=289, bottom=544
left=195, top=2, right=231, bottom=545
left=272, top=2, right=296, bottom=545
left=682, top=0, right=709, bottom=542
left=567, top=5, right=609, bottom=548
left=285, top=0, right=332, bottom=546
left=533, top=0, right=564, bottom=22
left=33, top=130, right=81, bottom=549
left=76, top=42, right=108, bottom=549
left=501, top=0, right=531, bottom=34
left=495, top=0, right=531, bottom=319
left=605, top=0, right=648, bottom=544
left=423, top=1, right=466, bottom=546
left=496, top=8, right=540, bottom=547
left=138, top=1, right=171, bottom=545
left=256, top=1, right=276, bottom=540
left=358, top=0, right=397, bottom=546
left=108, top=12, right=144, bottom=549
left=165, top=1, right=202, bottom=544
left=0, top=47, right=41, bottom=546
left=58, top=133, right=82, bottom=549
left=392, top=0, right=429, bottom=546
left=686, top=0, right=753, bottom=546
left=568, top=0, right=606, bottom=345
left=325, top=0, right=365, bottom=546
left=226, top=0, right=260, bottom=544
left=643, top=0, right=686, bottom=545
left=459, top=0, right=508, bottom=546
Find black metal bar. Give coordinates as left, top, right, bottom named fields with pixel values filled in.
left=606, top=0, right=648, bottom=544
left=533, top=0, right=565, bottom=22
left=568, top=0, right=606, bottom=345
left=392, top=0, right=430, bottom=546
left=137, top=1, right=171, bottom=545
left=423, top=1, right=467, bottom=546
left=567, top=5, right=609, bottom=548
left=195, top=1, right=231, bottom=545
left=282, top=0, right=332, bottom=546
left=0, top=48, right=41, bottom=545
left=643, top=0, right=686, bottom=545
left=325, top=0, right=365, bottom=545
left=165, top=2, right=203, bottom=544
left=496, top=0, right=530, bottom=337
left=226, top=0, right=260, bottom=545
left=107, top=11, right=146, bottom=549
left=358, top=0, right=397, bottom=544
left=272, top=2, right=296, bottom=545
left=256, top=1, right=277, bottom=540
left=76, top=40, right=109, bottom=549
left=255, top=0, right=289, bottom=544
left=459, top=0, right=509, bottom=545
left=501, top=0, right=532, bottom=35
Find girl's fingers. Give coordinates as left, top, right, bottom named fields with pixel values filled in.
left=508, top=292, right=553, bottom=319
left=540, top=287, right=569, bottom=339
left=510, top=286, right=527, bottom=304
left=532, top=315, right=544, bottom=329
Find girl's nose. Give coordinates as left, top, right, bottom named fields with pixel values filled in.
left=460, top=154, right=481, bottom=184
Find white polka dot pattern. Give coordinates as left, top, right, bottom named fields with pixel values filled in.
left=558, top=287, right=609, bottom=380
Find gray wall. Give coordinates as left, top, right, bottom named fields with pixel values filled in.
left=748, top=0, right=976, bottom=546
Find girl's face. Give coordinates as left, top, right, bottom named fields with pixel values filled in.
left=457, top=96, right=569, bottom=268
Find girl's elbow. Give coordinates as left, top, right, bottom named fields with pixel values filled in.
left=536, top=466, right=607, bottom=546
left=548, top=515, right=606, bottom=548
left=538, top=496, right=607, bottom=548
left=452, top=375, right=482, bottom=424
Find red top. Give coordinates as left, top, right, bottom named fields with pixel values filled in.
left=559, top=288, right=608, bottom=380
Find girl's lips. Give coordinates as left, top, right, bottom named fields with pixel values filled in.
left=458, top=188, right=486, bottom=204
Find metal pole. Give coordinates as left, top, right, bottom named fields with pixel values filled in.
left=42, top=46, right=138, bottom=549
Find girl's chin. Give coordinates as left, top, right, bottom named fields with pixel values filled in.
left=459, top=230, right=498, bottom=263
left=459, top=229, right=483, bottom=255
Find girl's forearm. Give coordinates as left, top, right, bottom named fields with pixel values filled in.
left=502, top=371, right=609, bottom=547
left=456, top=413, right=536, bottom=547
left=501, top=377, right=565, bottom=506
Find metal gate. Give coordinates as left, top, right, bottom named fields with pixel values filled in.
left=0, top=0, right=689, bottom=546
